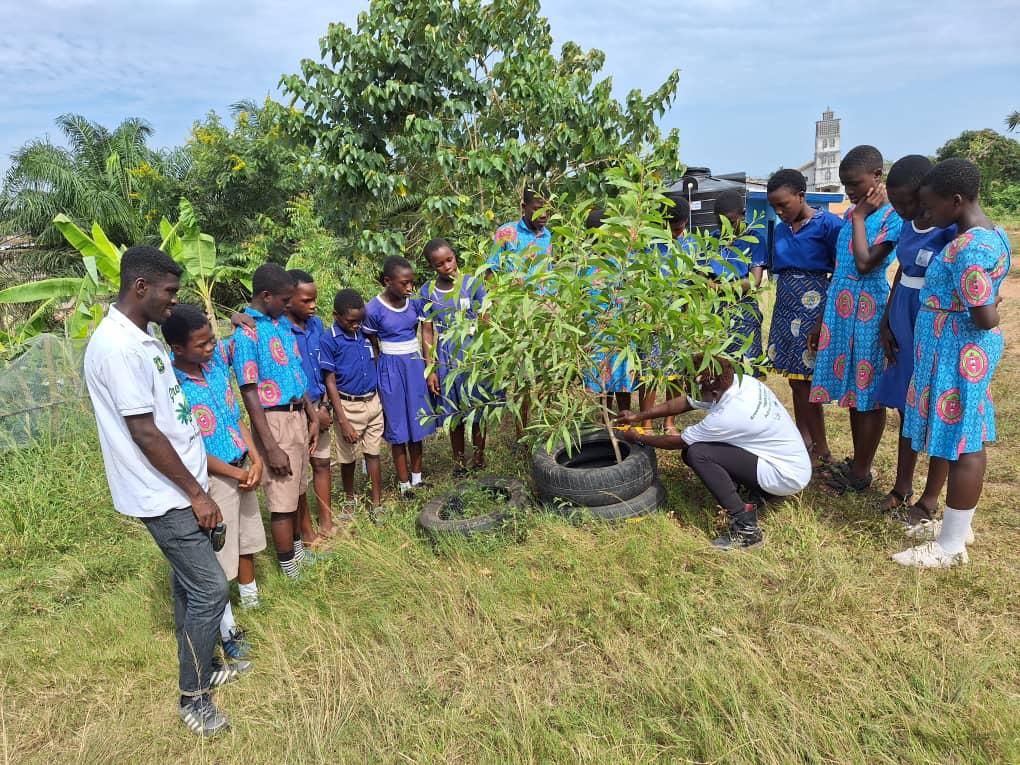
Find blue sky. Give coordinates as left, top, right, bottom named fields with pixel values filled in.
left=2, top=0, right=1018, bottom=179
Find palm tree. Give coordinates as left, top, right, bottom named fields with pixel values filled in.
left=0, top=114, right=156, bottom=247
left=1007, top=111, right=1020, bottom=132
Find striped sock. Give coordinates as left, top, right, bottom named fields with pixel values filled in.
left=292, top=537, right=305, bottom=564
left=278, top=550, right=299, bottom=579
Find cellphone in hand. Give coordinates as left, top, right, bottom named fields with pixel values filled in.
left=209, top=522, right=226, bottom=552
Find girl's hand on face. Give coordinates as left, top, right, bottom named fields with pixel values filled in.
left=854, top=183, right=886, bottom=218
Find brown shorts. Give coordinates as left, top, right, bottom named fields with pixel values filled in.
left=259, top=409, right=310, bottom=513
left=335, top=394, right=384, bottom=464
left=207, top=471, right=266, bottom=581
left=311, top=425, right=333, bottom=461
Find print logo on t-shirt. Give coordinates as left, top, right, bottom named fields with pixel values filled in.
left=153, top=355, right=165, bottom=373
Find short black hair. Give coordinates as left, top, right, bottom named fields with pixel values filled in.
left=766, top=169, right=807, bottom=195
left=923, top=158, right=981, bottom=201
left=161, top=303, right=209, bottom=347
left=887, top=155, right=933, bottom=191
left=585, top=207, right=606, bottom=229
left=379, top=255, right=414, bottom=285
left=422, top=238, right=455, bottom=265
left=287, top=268, right=315, bottom=286
left=714, top=189, right=745, bottom=218
left=119, top=245, right=182, bottom=295
left=840, top=145, right=883, bottom=175
left=664, top=196, right=691, bottom=223
left=522, top=186, right=546, bottom=206
left=252, top=263, right=296, bottom=296
left=333, top=288, right=365, bottom=315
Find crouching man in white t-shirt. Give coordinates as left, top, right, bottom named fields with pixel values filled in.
left=616, top=358, right=811, bottom=550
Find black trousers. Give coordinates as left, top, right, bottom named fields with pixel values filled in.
left=682, top=441, right=763, bottom=514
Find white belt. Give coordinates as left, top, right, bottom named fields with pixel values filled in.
left=900, top=274, right=926, bottom=290
left=379, top=338, right=420, bottom=355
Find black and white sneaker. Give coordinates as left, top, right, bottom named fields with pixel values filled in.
left=209, top=657, right=252, bottom=688
left=178, top=694, right=229, bottom=737
left=711, top=505, right=764, bottom=551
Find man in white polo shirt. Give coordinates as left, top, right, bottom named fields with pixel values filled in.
left=85, top=245, right=239, bottom=737
left=616, top=357, right=811, bottom=550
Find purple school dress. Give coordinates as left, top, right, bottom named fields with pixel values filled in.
left=420, top=274, right=490, bottom=425
left=362, top=295, right=437, bottom=444
left=874, top=221, right=956, bottom=410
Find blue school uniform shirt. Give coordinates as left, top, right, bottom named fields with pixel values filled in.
left=487, top=218, right=553, bottom=275
left=896, top=221, right=958, bottom=278
left=231, top=307, right=308, bottom=408
left=173, top=341, right=248, bottom=464
left=290, top=314, right=326, bottom=403
left=318, top=324, right=378, bottom=397
left=705, top=226, right=767, bottom=279
left=771, top=209, right=842, bottom=273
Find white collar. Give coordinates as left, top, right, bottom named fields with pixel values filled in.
left=376, top=294, right=410, bottom=313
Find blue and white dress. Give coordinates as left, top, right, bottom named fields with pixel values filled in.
left=362, top=295, right=437, bottom=444
left=810, top=204, right=902, bottom=410
left=706, top=226, right=767, bottom=374
left=420, top=274, right=491, bottom=424
left=903, top=227, right=1011, bottom=460
left=874, top=220, right=956, bottom=410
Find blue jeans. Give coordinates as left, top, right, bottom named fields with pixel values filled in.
left=142, top=507, right=229, bottom=697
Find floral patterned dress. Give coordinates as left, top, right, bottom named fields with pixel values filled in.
left=903, top=227, right=1011, bottom=460
left=809, top=204, right=902, bottom=410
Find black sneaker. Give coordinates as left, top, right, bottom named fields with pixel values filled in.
left=178, top=694, right=229, bottom=737
left=711, top=506, right=763, bottom=551
left=209, top=657, right=252, bottom=687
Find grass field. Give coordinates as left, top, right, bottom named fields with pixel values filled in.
left=2, top=228, right=1020, bottom=764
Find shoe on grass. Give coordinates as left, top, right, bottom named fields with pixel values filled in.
left=209, top=657, right=252, bottom=688
left=239, top=594, right=260, bottom=610
left=904, top=519, right=975, bottom=545
left=711, top=505, right=763, bottom=551
left=891, top=541, right=968, bottom=568
left=179, top=694, right=229, bottom=737
left=221, top=627, right=250, bottom=660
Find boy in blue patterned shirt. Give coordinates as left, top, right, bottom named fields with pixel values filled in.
left=232, top=264, right=319, bottom=578
left=165, top=304, right=265, bottom=658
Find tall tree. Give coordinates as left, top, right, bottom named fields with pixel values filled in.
left=935, top=129, right=1020, bottom=189
left=280, top=0, right=681, bottom=261
left=0, top=114, right=157, bottom=246
left=1007, top=111, right=1020, bottom=132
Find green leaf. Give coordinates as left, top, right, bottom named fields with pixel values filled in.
left=0, top=278, right=84, bottom=304
left=52, top=215, right=120, bottom=287
left=89, top=222, right=123, bottom=284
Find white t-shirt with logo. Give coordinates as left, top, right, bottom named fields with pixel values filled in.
left=682, top=375, right=811, bottom=496
left=84, top=305, right=208, bottom=518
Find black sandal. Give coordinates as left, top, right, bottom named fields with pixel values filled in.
left=824, top=467, right=873, bottom=494
left=878, top=488, right=913, bottom=514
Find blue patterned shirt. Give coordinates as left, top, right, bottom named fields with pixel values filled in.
left=173, top=341, right=248, bottom=464
left=487, top=217, right=553, bottom=275
left=231, top=307, right=307, bottom=408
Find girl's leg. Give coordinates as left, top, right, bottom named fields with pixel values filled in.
left=614, top=392, right=632, bottom=412
left=365, top=454, right=383, bottom=505
left=391, top=443, right=410, bottom=483
left=450, top=424, right=467, bottom=467
left=847, top=407, right=886, bottom=479
left=639, top=385, right=656, bottom=429
left=908, top=456, right=950, bottom=524
left=409, top=440, right=423, bottom=475
left=788, top=379, right=812, bottom=448
left=936, top=450, right=985, bottom=555
left=237, top=554, right=255, bottom=586
left=880, top=409, right=918, bottom=512
left=311, top=456, right=334, bottom=535
left=681, top=442, right=761, bottom=513
left=471, top=423, right=486, bottom=468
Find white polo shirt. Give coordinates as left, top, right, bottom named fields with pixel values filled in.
left=84, top=305, right=208, bottom=518
left=682, top=375, right=811, bottom=496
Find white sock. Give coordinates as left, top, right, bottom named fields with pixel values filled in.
left=398, top=480, right=412, bottom=492
left=219, top=600, right=236, bottom=640
left=937, top=505, right=975, bottom=554
left=411, top=472, right=423, bottom=486
left=238, top=581, right=258, bottom=601
left=293, top=537, right=305, bottom=563
left=362, top=458, right=368, bottom=475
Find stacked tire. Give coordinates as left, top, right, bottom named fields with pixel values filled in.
left=532, top=431, right=667, bottom=522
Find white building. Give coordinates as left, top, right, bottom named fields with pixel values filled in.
left=797, top=108, right=842, bottom=193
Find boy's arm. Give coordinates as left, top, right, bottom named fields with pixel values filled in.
left=302, top=393, right=319, bottom=452
left=238, top=420, right=262, bottom=490
left=124, top=413, right=221, bottom=528
left=208, top=453, right=247, bottom=482
left=325, top=372, right=358, bottom=444
left=616, top=394, right=694, bottom=424
left=879, top=266, right=902, bottom=363
left=421, top=320, right=440, bottom=395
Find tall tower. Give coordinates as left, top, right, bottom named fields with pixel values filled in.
left=814, top=108, right=841, bottom=192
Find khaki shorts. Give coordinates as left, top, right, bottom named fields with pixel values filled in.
left=311, top=425, right=333, bottom=461
left=259, top=409, right=310, bottom=514
left=207, top=471, right=267, bottom=581
left=335, top=394, right=384, bottom=464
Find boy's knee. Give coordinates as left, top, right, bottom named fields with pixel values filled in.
left=311, top=456, right=331, bottom=470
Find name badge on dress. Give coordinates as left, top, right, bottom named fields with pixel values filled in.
left=915, top=248, right=934, bottom=267
left=459, top=297, right=471, bottom=310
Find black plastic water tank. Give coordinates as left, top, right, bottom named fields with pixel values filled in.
left=666, top=169, right=747, bottom=232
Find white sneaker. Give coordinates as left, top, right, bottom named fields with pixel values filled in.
left=904, top=519, right=975, bottom=545
left=892, top=541, right=968, bottom=568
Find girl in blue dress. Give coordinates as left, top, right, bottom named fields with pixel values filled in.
left=894, top=159, right=1011, bottom=568
left=765, top=169, right=842, bottom=467
left=809, top=146, right=902, bottom=494
left=363, top=256, right=437, bottom=497
left=874, top=155, right=956, bottom=517
left=420, top=238, right=490, bottom=474
left=707, top=189, right=767, bottom=376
